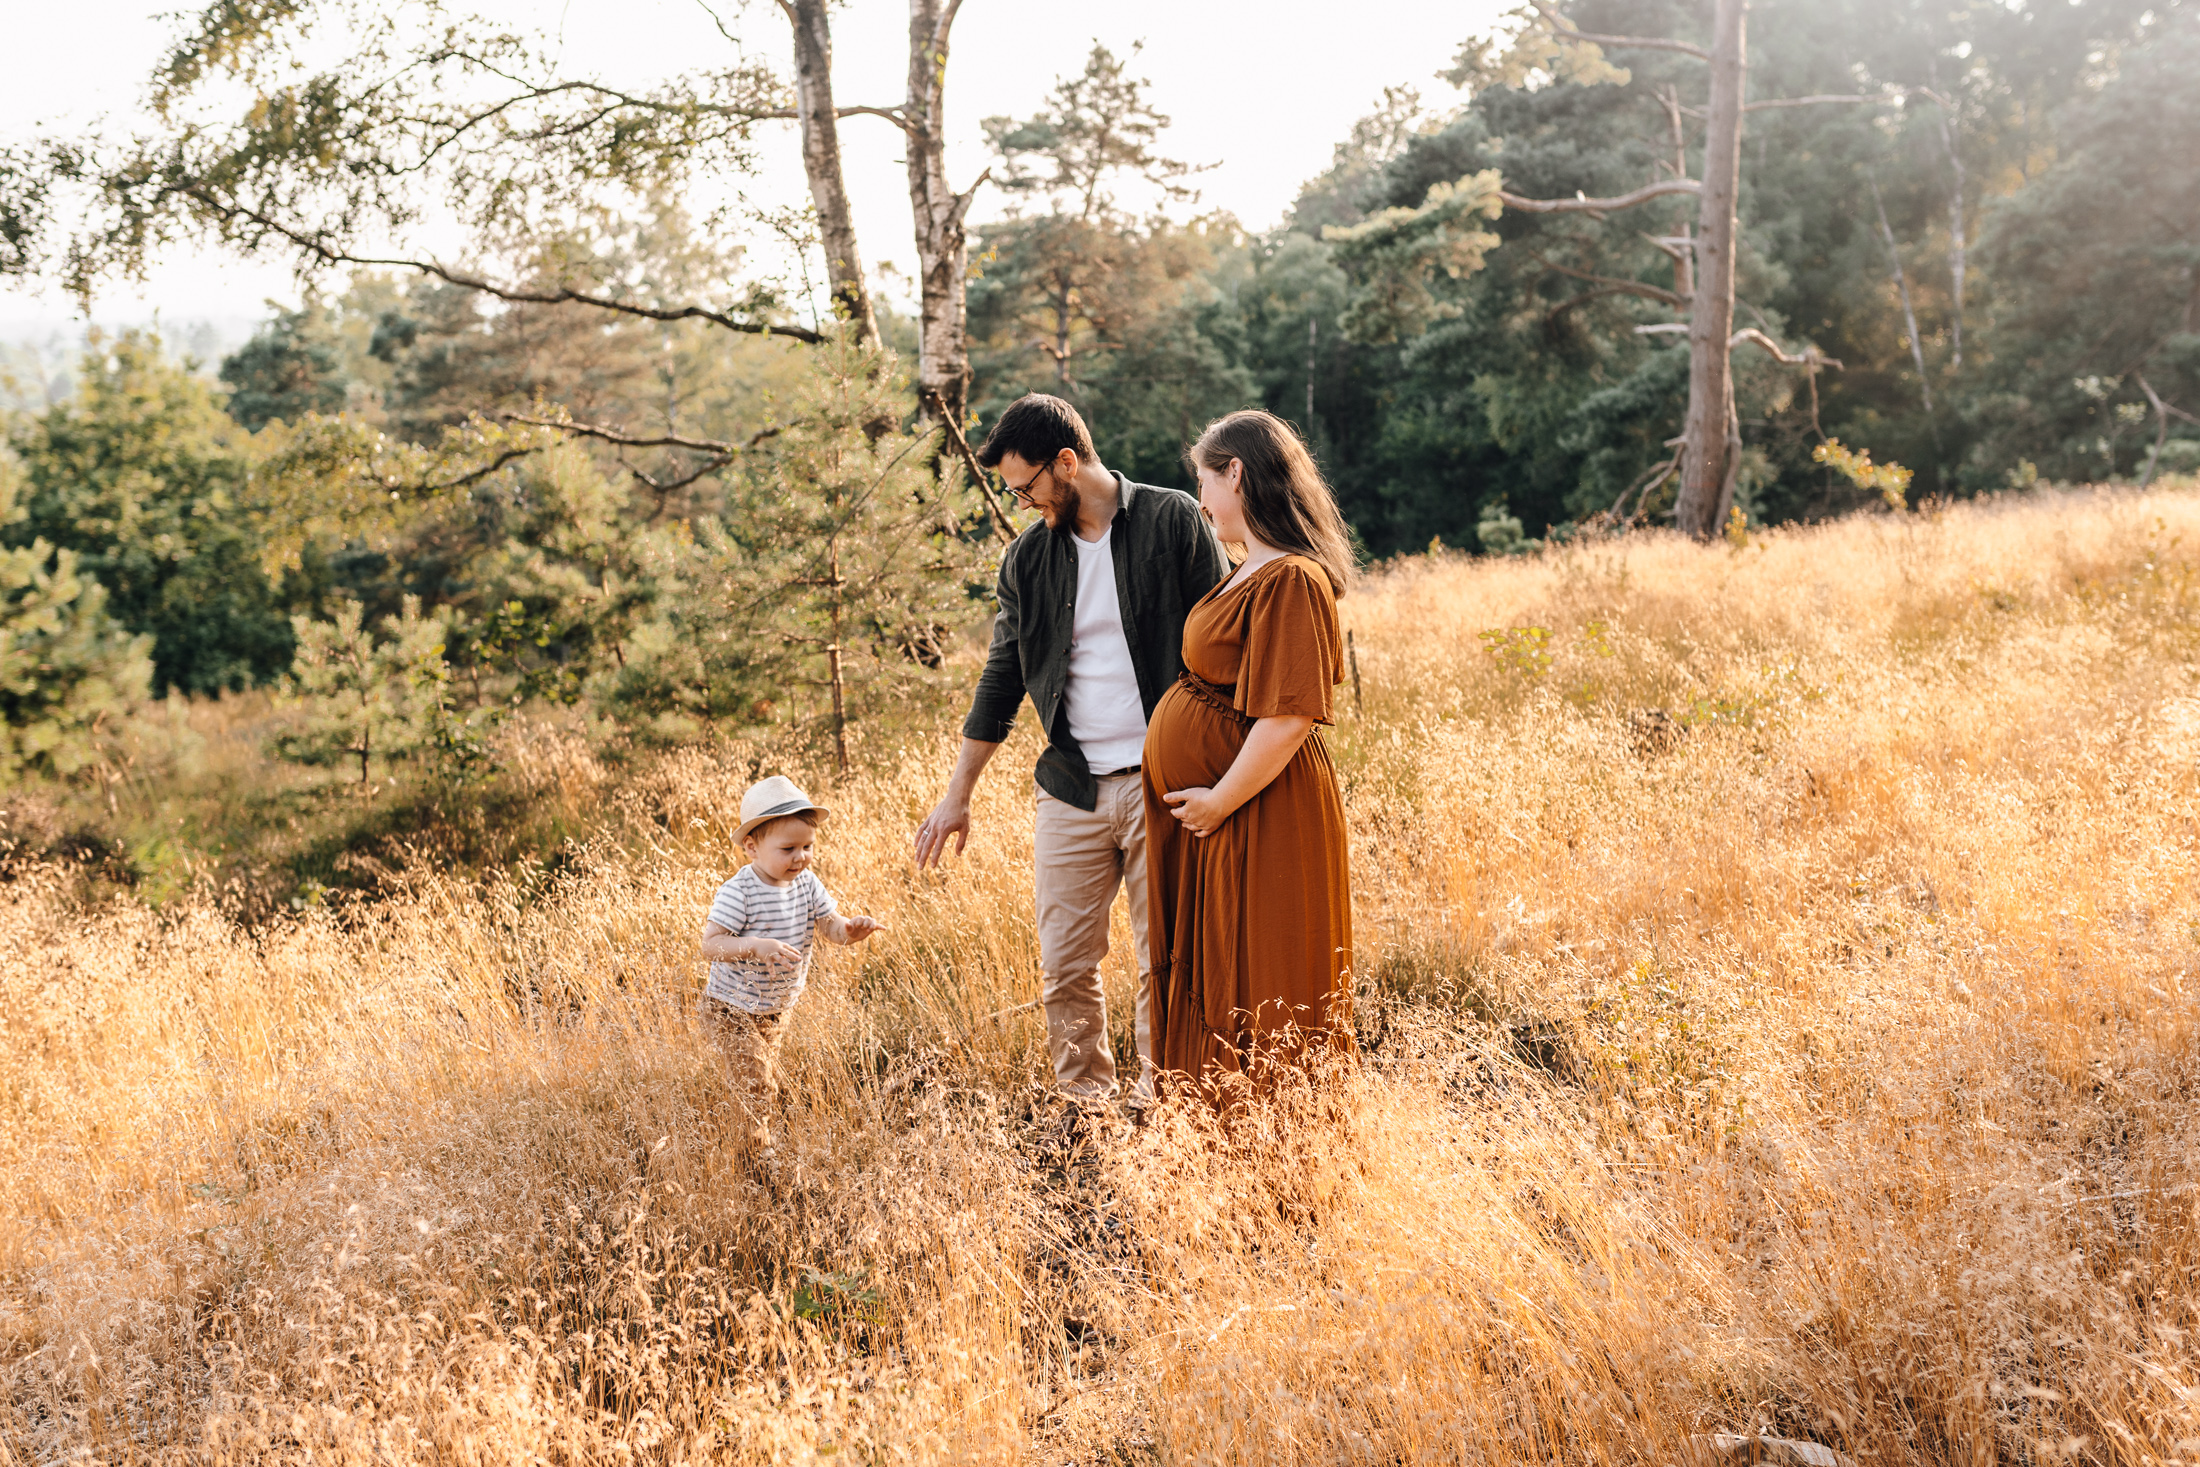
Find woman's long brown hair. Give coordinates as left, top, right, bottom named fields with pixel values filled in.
left=1186, top=410, right=1356, bottom=596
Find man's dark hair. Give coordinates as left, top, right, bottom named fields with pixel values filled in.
left=975, top=393, right=1097, bottom=470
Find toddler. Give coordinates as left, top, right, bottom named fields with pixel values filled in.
left=700, top=776, right=883, bottom=1147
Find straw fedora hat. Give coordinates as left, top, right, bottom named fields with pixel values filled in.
left=733, top=775, right=829, bottom=843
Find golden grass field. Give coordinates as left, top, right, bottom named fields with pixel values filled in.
left=7, top=483, right=2200, bottom=1464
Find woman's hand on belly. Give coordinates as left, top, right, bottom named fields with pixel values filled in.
left=1160, top=785, right=1228, bottom=838
left=1162, top=714, right=1315, bottom=838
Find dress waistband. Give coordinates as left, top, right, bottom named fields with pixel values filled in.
left=1175, top=669, right=1250, bottom=723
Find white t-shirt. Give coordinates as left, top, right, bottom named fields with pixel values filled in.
left=1064, top=525, right=1149, bottom=773
left=702, top=866, right=839, bottom=1014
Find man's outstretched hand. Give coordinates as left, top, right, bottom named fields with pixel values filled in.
left=916, top=739, right=1001, bottom=871
left=914, top=797, right=972, bottom=869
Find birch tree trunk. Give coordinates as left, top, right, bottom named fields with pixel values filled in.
left=781, top=0, right=879, bottom=345
left=1673, top=0, right=1747, bottom=538
left=905, top=0, right=982, bottom=426
left=1869, top=172, right=1932, bottom=413
left=1937, top=106, right=1968, bottom=373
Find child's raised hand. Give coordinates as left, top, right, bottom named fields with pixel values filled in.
left=843, top=915, right=886, bottom=943
left=750, top=937, right=804, bottom=968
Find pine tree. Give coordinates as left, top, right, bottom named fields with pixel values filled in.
left=0, top=450, right=153, bottom=784
left=9, top=334, right=294, bottom=693
left=599, top=339, right=995, bottom=765
left=272, top=596, right=479, bottom=784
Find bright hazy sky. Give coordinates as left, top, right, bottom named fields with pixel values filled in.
left=0, top=0, right=1503, bottom=338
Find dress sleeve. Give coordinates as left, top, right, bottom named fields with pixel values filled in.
left=1233, top=560, right=1341, bottom=723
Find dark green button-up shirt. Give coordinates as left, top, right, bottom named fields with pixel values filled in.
left=961, top=472, right=1229, bottom=810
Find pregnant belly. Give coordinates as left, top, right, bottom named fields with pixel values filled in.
left=1145, top=682, right=1245, bottom=792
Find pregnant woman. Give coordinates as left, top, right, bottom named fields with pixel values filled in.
left=1143, top=409, right=1355, bottom=1097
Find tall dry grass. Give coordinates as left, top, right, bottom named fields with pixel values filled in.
left=7, top=484, right=2200, bottom=1464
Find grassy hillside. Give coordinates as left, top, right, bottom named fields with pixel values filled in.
left=6, top=484, right=2200, bottom=1463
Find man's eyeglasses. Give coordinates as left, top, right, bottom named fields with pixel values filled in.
left=1007, top=461, right=1054, bottom=506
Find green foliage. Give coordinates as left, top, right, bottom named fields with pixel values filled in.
left=790, top=1267, right=882, bottom=1325
left=1481, top=625, right=1554, bottom=679
left=1581, top=957, right=1743, bottom=1140
left=6, top=334, right=293, bottom=694
left=981, top=43, right=1202, bottom=221
left=225, top=213, right=814, bottom=595
left=968, top=43, right=1251, bottom=488
left=969, top=216, right=1255, bottom=489
left=591, top=340, right=994, bottom=747
left=1964, top=24, right=2200, bottom=488
left=1446, top=4, right=1634, bottom=93
left=44, top=1, right=792, bottom=327
left=248, top=411, right=554, bottom=580
left=219, top=302, right=349, bottom=430
left=238, top=329, right=993, bottom=762
left=1285, top=86, right=1435, bottom=237
left=966, top=0, right=2182, bottom=556
left=1475, top=500, right=1535, bottom=556
left=272, top=595, right=485, bottom=784
left=0, top=553, right=151, bottom=781
left=456, top=442, right=705, bottom=730
left=1323, top=170, right=1505, bottom=345
left=0, top=451, right=154, bottom=783
left=0, top=144, right=49, bottom=280
left=1813, top=439, right=1913, bottom=510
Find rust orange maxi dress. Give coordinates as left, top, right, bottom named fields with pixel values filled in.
left=1142, top=554, right=1353, bottom=1091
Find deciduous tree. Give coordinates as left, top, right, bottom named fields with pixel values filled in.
left=5, top=0, right=994, bottom=437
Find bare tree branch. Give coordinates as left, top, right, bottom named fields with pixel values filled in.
left=1868, top=171, right=1932, bottom=415
left=2137, top=372, right=2197, bottom=491
left=502, top=414, right=765, bottom=453
left=179, top=189, right=825, bottom=342
left=1743, top=93, right=1905, bottom=111
left=502, top=413, right=798, bottom=504
left=1531, top=252, right=1689, bottom=308
left=2138, top=374, right=2200, bottom=425
left=388, top=61, right=786, bottom=130
left=1615, top=453, right=1683, bottom=520
left=1530, top=2, right=1710, bottom=59
left=412, top=447, right=543, bottom=495
left=1636, top=323, right=1844, bottom=368
left=923, top=389, right=1017, bottom=543
left=1729, top=327, right=1842, bottom=369
left=625, top=454, right=736, bottom=498
left=1500, top=179, right=1701, bottom=215
left=835, top=104, right=914, bottom=130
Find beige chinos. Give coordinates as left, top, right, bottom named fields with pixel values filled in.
left=1034, top=771, right=1153, bottom=1102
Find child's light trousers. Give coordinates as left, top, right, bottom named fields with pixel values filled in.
left=702, top=999, right=788, bottom=1147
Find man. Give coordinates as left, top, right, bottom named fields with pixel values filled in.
left=914, top=393, right=1228, bottom=1105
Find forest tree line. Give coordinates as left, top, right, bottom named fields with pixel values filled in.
left=0, top=0, right=2195, bottom=792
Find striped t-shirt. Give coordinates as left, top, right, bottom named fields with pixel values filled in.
left=702, top=866, right=839, bottom=1014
